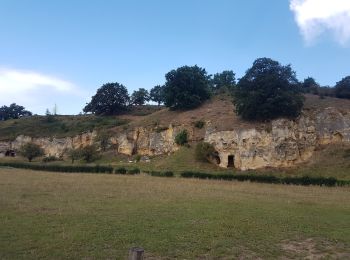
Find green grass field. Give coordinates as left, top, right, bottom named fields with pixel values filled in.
left=0, top=168, right=349, bottom=259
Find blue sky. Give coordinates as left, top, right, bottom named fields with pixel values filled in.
left=0, top=0, right=349, bottom=114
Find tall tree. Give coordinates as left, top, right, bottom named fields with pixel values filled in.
left=131, top=88, right=150, bottom=105
left=83, top=82, right=130, bottom=115
left=149, top=85, right=165, bottom=106
left=211, top=70, right=236, bottom=92
left=234, top=58, right=304, bottom=121
left=163, top=65, right=211, bottom=110
left=302, top=77, right=319, bottom=93
left=0, top=103, right=32, bottom=121
left=20, top=143, right=44, bottom=162
left=335, top=76, right=350, bottom=99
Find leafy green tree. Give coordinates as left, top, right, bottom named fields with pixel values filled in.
left=335, top=76, right=350, bottom=99
left=0, top=103, right=32, bottom=121
left=149, top=85, right=165, bottom=106
left=131, top=88, right=150, bottom=105
left=164, top=65, right=211, bottom=110
left=211, top=70, right=236, bottom=92
left=234, top=58, right=304, bottom=121
left=20, top=143, right=44, bottom=162
left=81, top=145, right=99, bottom=163
left=67, top=148, right=82, bottom=164
left=302, top=77, right=319, bottom=94
left=83, top=82, right=130, bottom=115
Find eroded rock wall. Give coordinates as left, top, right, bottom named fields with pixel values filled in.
left=205, top=107, right=350, bottom=170
left=0, top=125, right=186, bottom=158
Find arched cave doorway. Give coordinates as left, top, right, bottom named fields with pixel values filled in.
left=227, top=155, right=235, bottom=168
left=212, top=151, right=221, bottom=165
left=5, top=150, right=16, bottom=157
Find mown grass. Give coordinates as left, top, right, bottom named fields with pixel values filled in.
left=0, top=169, right=349, bottom=259
left=0, top=115, right=129, bottom=141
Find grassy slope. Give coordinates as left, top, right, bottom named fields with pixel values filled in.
left=0, top=105, right=161, bottom=141
left=0, top=115, right=129, bottom=141
left=0, top=169, right=349, bottom=259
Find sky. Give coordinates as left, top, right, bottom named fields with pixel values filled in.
left=0, top=0, right=349, bottom=115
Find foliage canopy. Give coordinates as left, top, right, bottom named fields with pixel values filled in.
left=164, top=65, right=211, bottom=110
left=211, top=70, right=236, bottom=92
left=83, top=83, right=130, bottom=115
left=234, top=58, right=304, bottom=121
left=149, top=85, right=165, bottom=106
left=0, top=103, right=32, bottom=121
left=131, top=88, right=150, bottom=105
left=335, top=76, right=350, bottom=99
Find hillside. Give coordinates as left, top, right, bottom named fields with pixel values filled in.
left=0, top=105, right=160, bottom=141
left=1, top=94, right=350, bottom=141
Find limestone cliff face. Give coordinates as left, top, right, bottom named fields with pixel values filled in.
left=110, top=125, right=183, bottom=156
left=0, top=125, right=185, bottom=158
left=0, top=132, right=97, bottom=157
left=1, top=107, right=349, bottom=170
left=205, top=107, right=350, bottom=170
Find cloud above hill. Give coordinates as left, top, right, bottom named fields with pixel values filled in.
left=0, top=68, right=86, bottom=114
left=290, top=0, right=350, bottom=45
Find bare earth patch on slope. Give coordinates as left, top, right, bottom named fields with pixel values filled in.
left=281, top=238, right=350, bottom=259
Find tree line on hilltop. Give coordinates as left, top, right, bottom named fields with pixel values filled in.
left=1, top=57, right=350, bottom=122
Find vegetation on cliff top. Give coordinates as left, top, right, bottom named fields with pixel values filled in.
left=234, top=58, right=304, bottom=121
left=0, top=114, right=129, bottom=141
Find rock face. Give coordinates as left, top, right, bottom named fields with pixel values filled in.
left=0, top=125, right=184, bottom=158
left=1, top=107, right=349, bottom=170
left=205, top=107, right=350, bottom=170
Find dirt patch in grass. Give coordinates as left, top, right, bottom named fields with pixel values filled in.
left=281, top=238, right=350, bottom=259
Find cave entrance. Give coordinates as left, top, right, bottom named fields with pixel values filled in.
left=5, top=150, right=16, bottom=157
left=227, top=155, right=234, bottom=168
left=213, top=151, right=221, bottom=165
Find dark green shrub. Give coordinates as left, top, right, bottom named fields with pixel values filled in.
left=180, top=171, right=340, bottom=187
left=175, top=130, right=188, bottom=145
left=42, top=155, right=60, bottom=163
left=194, top=120, right=205, bottom=129
left=0, top=162, right=113, bottom=174
left=163, top=171, right=174, bottom=177
left=195, top=142, right=216, bottom=162
left=115, top=167, right=127, bottom=174
left=135, top=154, right=141, bottom=162
left=81, top=145, right=99, bottom=163
left=149, top=171, right=174, bottom=177
left=127, top=168, right=140, bottom=175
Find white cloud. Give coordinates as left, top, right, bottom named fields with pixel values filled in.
left=290, top=0, right=350, bottom=45
left=0, top=68, right=86, bottom=114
